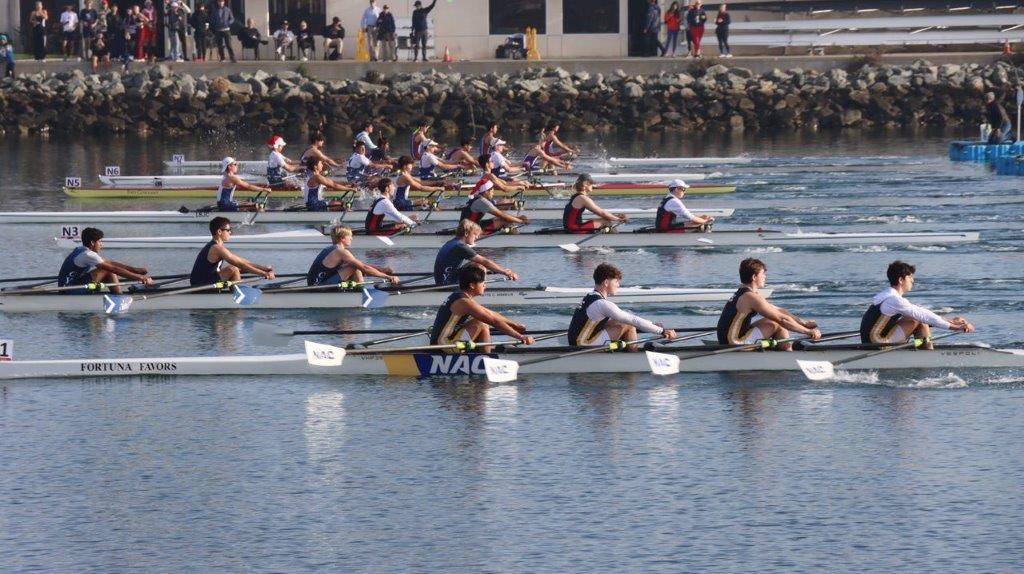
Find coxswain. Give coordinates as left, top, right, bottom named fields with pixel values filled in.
left=429, top=264, right=534, bottom=353
left=563, top=173, right=627, bottom=233
left=717, top=258, right=820, bottom=351
left=542, top=120, right=579, bottom=159
left=418, top=139, right=461, bottom=180
left=445, top=138, right=482, bottom=172
left=655, top=179, right=714, bottom=233
left=265, top=135, right=301, bottom=188
left=860, top=260, right=974, bottom=350
left=57, top=227, right=153, bottom=294
left=472, top=154, right=527, bottom=210
left=346, top=141, right=391, bottom=184
left=433, top=219, right=519, bottom=285
left=365, top=177, right=419, bottom=235
left=410, top=118, right=433, bottom=160
left=307, top=225, right=400, bottom=286
left=488, top=139, right=524, bottom=179
left=461, top=164, right=529, bottom=234
left=218, top=156, right=272, bottom=212
left=521, top=134, right=571, bottom=174
left=305, top=157, right=358, bottom=211
left=189, top=216, right=275, bottom=286
left=567, top=263, right=676, bottom=350
left=479, top=121, right=500, bottom=157
left=299, top=131, right=340, bottom=169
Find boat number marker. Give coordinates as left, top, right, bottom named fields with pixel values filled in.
left=104, top=166, right=121, bottom=177
left=64, top=177, right=82, bottom=188
left=172, top=154, right=186, bottom=164
left=0, top=340, right=12, bottom=362
left=60, top=225, right=81, bottom=239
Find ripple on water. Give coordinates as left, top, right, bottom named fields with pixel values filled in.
left=906, top=372, right=969, bottom=389
left=846, top=245, right=889, bottom=253
left=905, top=245, right=948, bottom=252
left=851, top=215, right=924, bottom=224
left=743, top=246, right=784, bottom=253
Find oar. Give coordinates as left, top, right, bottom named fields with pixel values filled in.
left=797, top=330, right=964, bottom=381
left=103, top=277, right=264, bottom=314
left=305, top=339, right=526, bottom=367
left=256, top=323, right=568, bottom=347
left=558, top=222, right=623, bottom=253
left=483, top=334, right=668, bottom=383
left=1, top=280, right=149, bottom=296
left=0, top=275, right=60, bottom=284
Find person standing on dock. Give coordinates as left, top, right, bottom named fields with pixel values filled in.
left=360, top=0, right=381, bottom=61
left=411, top=0, right=437, bottom=61
left=643, top=0, right=662, bottom=58
left=985, top=92, right=1013, bottom=144
left=190, top=217, right=275, bottom=286
left=212, top=0, right=237, bottom=63
left=433, top=220, right=519, bottom=285
left=686, top=0, right=707, bottom=58
left=429, top=264, right=534, bottom=353
left=568, top=263, right=677, bottom=350
left=58, top=227, right=153, bottom=294
left=717, top=258, right=820, bottom=351
left=307, top=225, right=399, bottom=286
left=715, top=3, right=731, bottom=58
left=860, top=261, right=974, bottom=350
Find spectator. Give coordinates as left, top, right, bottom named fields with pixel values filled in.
left=683, top=1, right=692, bottom=56
left=323, top=17, right=344, bottom=60
left=715, top=3, right=731, bottom=58
left=139, top=0, right=156, bottom=62
left=91, top=31, right=111, bottom=71
left=60, top=4, right=79, bottom=61
left=360, top=0, right=381, bottom=61
left=80, top=0, right=99, bottom=59
left=0, top=34, right=15, bottom=78
left=411, top=0, right=436, bottom=61
left=272, top=20, right=294, bottom=61
left=166, top=0, right=191, bottom=62
left=239, top=18, right=267, bottom=60
left=29, top=2, right=49, bottom=61
left=643, top=0, right=661, bottom=58
left=212, top=0, right=237, bottom=63
left=686, top=0, right=707, bottom=58
left=663, top=2, right=681, bottom=57
left=106, top=4, right=123, bottom=61
left=191, top=3, right=211, bottom=61
left=985, top=92, right=1014, bottom=144
left=377, top=5, right=397, bottom=62
left=297, top=20, right=315, bottom=61
left=124, top=6, right=141, bottom=68
left=96, top=0, right=110, bottom=37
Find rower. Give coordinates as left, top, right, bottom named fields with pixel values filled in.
left=265, top=134, right=301, bottom=188
left=418, top=139, right=461, bottom=180
left=410, top=118, right=432, bottom=160
left=365, top=177, right=418, bottom=235
left=369, top=136, right=398, bottom=167
left=563, top=173, right=627, bottom=234
left=465, top=153, right=528, bottom=215
left=567, top=263, right=676, bottom=350
left=428, top=264, right=534, bottom=353
left=717, top=258, right=820, bottom=351
left=521, top=134, right=571, bottom=174
left=305, top=157, right=358, bottom=212
left=395, top=154, right=442, bottom=210
left=460, top=168, right=529, bottom=234
left=218, top=156, right=272, bottom=212
left=479, top=121, right=500, bottom=157
left=346, top=141, right=391, bottom=185
left=433, top=219, right=519, bottom=285
left=860, top=260, right=974, bottom=350
left=542, top=120, right=579, bottom=159
left=488, top=139, right=523, bottom=179
left=307, top=225, right=400, bottom=286
left=655, top=179, right=714, bottom=233
left=57, top=227, right=153, bottom=294
left=354, top=121, right=378, bottom=152
left=189, top=216, right=275, bottom=286
left=445, top=138, right=482, bottom=172
left=299, top=131, right=340, bottom=169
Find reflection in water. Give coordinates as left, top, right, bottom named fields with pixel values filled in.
left=646, top=384, right=681, bottom=454
left=483, top=384, right=518, bottom=416
left=304, top=391, right=345, bottom=465
left=566, top=372, right=641, bottom=431
left=796, top=388, right=835, bottom=423
left=187, top=310, right=245, bottom=354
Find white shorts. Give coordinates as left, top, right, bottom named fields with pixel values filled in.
left=579, top=329, right=612, bottom=347
left=873, top=326, right=907, bottom=344
left=736, top=327, right=764, bottom=345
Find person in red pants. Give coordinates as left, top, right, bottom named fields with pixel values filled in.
left=686, top=0, right=707, bottom=58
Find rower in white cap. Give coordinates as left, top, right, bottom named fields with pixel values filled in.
left=265, top=135, right=302, bottom=188
left=418, top=139, right=461, bottom=180
left=217, top=156, right=272, bottom=212
left=488, top=139, right=524, bottom=180
left=654, top=179, right=715, bottom=233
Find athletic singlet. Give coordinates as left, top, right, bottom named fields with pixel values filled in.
left=347, top=153, right=370, bottom=181
left=57, top=246, right=95, bottom=287
left=444, top=148, right=459, bottom=161
left=410, top=131, right=424, bottom=160
left=489, top=151, right=508, bottom=177
left=472, top=175, right=494, bottom=196
left=542, top=139, right=556, bottom=156
left=189, top=240, right=222, bottom=286
left=299, top=145, right=318, bottom=163
left=394, top=182, right=413, bottom=211
left=305, top=180, right=327, bottom=211
left=521, top=152, right=542, bottom=172
left=479, top=134, right=493, bottom=157
left=567, top=292, right=611, bottom=346
left=266, top=150, right=286, bottom=185
left=716, top=287, right=758, bottom=344
left=429, top=292, right=471, bottom=345
left=218, top=184, right=237, bottom=210
left=460, top=196, right=495, bottom=225
left=418, top=152, right=438, bottom=179
left=306, top=245, right=350, bottom=285
left=655, top=195, right=690, bottom=232
left=562, top=192, right=598, bottom=233
left=860, top=304, right=904, bottom=344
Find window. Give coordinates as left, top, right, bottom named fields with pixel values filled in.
left=489, top=0, right=545, bottom=35
left=563, top=0, right=618, bottom=34
left=270, top=0, right=325, bottom=32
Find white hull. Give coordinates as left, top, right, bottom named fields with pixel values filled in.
left=54, top=228, right=980, bottom=250
left=106, top=172, right=713, bottom=187
left=1, top=344, right=1019, bottom=379
left=3, top=207, right=733, bottom=225
left=608, top=157, right=753, bottom=166
left=0, top=285, right=745, bottom=313
left=165, top=159, right=267, bottom=169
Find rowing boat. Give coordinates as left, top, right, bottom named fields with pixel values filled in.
left=100, top=171, right=717, bottom=188
left=0, top=285, right=748, bottom=312
left=62, top=182, right=738, bottom=199
left=165, top=159, right=267, bottom=169
left=608, top=157, right=753, bottom=166
left=0, top=206, right=735, bottom=225
left=53, top=228, right=979, bottom=250
left=1, top=343, right=1019, bottom=379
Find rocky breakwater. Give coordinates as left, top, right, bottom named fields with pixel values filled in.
left=0, top=60, right=1020, bottom=136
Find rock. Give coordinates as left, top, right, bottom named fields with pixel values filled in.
left=841, top=109, right=862, bottom=126
left=622, top=82, right=644, bottom=98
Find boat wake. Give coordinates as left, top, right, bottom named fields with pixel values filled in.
left=904, top=373, right=969, bottom=389
left=830, top=370, right=880, bottom=385
left=846, top=245, right=888, bottom=253
left=852, top=215, right=924, bottom=224
left=905, top=245, right=948, bottom=252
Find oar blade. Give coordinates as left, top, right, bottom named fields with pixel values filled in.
left=697, top=237, right=714, bottom=245
left=304, top=340, right=347, bottom=367
left=103, top=294, right=133, bottom=314
left=796, top=360, right=835, bottom=381
left=559, top=242, right=582, bottom=253
left=482, top=357, right=519, bottom=383
left=232, top=285, right=262, bottom=305
left=376, top=235, right=396, bottom=246
left=361, top=287, right=389, bottom=309
left=645, top=351, right=681, bottom=376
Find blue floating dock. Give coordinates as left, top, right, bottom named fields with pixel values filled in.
left=995, top=154, right=1024, bottom=176
left=949, top=140, right=1024, bottom=162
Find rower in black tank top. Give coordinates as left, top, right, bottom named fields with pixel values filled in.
left=716, top=287, right=757, bottom=344
left=190, top=241, right=221, bottom=286
left=429, top=292, right=471, bottom=346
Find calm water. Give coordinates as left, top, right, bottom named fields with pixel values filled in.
left=1, top=128, right=1023, bottom=572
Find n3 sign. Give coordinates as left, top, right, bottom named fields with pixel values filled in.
left=0, top=339, right=12, bottom=361
left=104, top=165, right=121, bottom=176
left=60, top=225, right=81, bottom=239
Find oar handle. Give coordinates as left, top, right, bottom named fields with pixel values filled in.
left=519, top=334, right=666, bottom=368
left=833, top=330, right=963, bottom=368
left=138, top=277, right=263, bottom=301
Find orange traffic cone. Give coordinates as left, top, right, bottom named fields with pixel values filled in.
left=443, top=46, right=452, bottom=63
left=1004, top=40, right=1012, bottom=55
